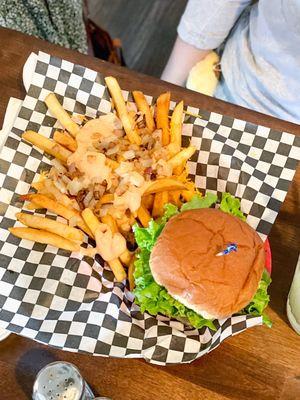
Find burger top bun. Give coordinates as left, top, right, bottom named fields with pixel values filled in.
left=149, top=208, right=265, bottom=320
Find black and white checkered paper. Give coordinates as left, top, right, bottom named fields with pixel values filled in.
left=0, top=52, right=299, bottom=365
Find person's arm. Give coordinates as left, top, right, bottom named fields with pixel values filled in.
left=161, top=37, right=210, bottom=86
left=161, top=0, right=252, bottom=85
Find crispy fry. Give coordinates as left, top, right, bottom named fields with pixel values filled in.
left=22, top=131, right=72, bottom=164
left=142, top=194, right=154, bottom=211
left=108, top=258, right=127, bottom=282
left=22, top=194, right=93, bottom=238
left=101, top=214, right=132, bottom=266
left=132, top=91, right=155, bottom=132
left=143, top=178, right=187, bottom=196
left=152, top=191, right=168, bottom=218
left=53, top=130, right=77, bottom=152
left=137, top=205, right=151, bottom=227
left=101, top=214, right=118, bottom=234
left=25, top=202, right=40, bottom=210
left=16, top=213, right=84, bottom=243
left=128, top=257, right=136, bottom=291
left=32, top=179, right=75, bottom=209
left=105, top=77, right=141, bottom=145
left=9, top=227, right=80, bottom=252
left=82, top=208, right=126, bottom=282
left=156, top=92, right=170, bottom=146
left=181, top=190, right=195, bottom=202
left=82, top=208, right=101, bottom=235
left=168, top=190, right=182, bottom=207
left=120, top=250, right=132, bottom=267
left=45, top=93, right=79, bottom=137
left=170, top=101, right=183, bottom=153
left=168, top=146, right=196, bottom=170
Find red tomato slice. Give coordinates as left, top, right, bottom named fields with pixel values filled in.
left=264, top=239, right=272, bottom=275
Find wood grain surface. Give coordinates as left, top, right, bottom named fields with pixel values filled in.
left=0, top=27, right=299, bottom=400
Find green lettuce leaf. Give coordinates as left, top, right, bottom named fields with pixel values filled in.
left=220, top=192, right=246, bottom=221
left=242, top=269, right=272, bottom=327
left=133, top=192, right=271, bottom=330
left=181, top=192, right=217, bottom=211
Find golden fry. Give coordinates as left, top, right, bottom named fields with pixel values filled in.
left=168, top=190, right=182, bottom=208
left=104, top=77, right=141, bottom=145
left=170, top=100, right=183, bottom=153
left=101, top=214, right=132, bottom=266
left=128, top=257, right=136, bottom=292
left=82, top=208, right=127, bottom=282
left=181, top=190, right=195, bottom=202
left=120, top=250, right=132, bottom=267
left=9, top=227, right=80, bottom=252
left=132, top=91, right=155, bottom=132
left=22, top=194, right=93, bottom=238
left=101, top=214, right=118, bottom=234
left=22, top=131, right=72, bottom=164
left=16, top=213, right=84, bottom=243
left=156, top=92, right=170, bottom=146
left=152, top=191, right=168, bottom=218
left=137, top=205, right=151, bottom=228
left=53, top=130, right=77, bottom=152
left=142, top=194, right=154, bottom=211
left=168, top=146, right=196, bottom=170
left=108, top=258, right=127, bottom=282
left=45, top=93, right=79, bottom=137
left=143, top=178, right=187, bottom=196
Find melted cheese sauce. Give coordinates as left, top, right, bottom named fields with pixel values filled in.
left=68, top=114, right=120, bottom=184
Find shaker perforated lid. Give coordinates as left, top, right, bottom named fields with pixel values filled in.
left=32, top=361, right=94, bottom=400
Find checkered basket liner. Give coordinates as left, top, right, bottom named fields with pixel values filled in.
left=0, top=52, right=299, bottom=365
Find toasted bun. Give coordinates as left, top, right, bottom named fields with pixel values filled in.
left=150, top=208, right=265, bottom=319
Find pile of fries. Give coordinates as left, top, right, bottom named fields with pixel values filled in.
left=9, top=77, right=198, bottom=287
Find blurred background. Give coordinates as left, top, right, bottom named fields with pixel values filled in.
left=88, top=0, right=187, bottom=77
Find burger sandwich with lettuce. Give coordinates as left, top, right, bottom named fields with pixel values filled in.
left=133, top=193, right=271, bottom=330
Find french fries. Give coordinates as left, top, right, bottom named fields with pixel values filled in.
left=137, top=205, right=151, bottom=228
left=152, top=191, right=168, bottom=218
left=22, top=131, right=72, bottom=164
left=168, top=146, right=196, bottom=170
left=132, top=91, right=155, bottom=132
left=101, top=214, right=132, bottom=266
left=45, top=93, right=79, bottom=137
left=53, top=130, right=77, bottom=152
left=9, top=79, right=199, bottom=291
left=156, top=92, right=170, bottom=146
left=9, top=227, right=80, bottom=252
left=82, top=208, right=126, bottom=282
left=32, top=179, right=76, bottom=209
left=21, top=194, right=93, bottom=238
left=105, top=77, right=141, bottom=145
left=16, top=213, right=84, bottom=243
left=170, top=101, right=183, bottom=153
left=128, top=257, right=136, bottom=292
left=142, top=194, right=154, bottom=211
left=143, top=178, right=187, bottom=196
left=168, top=190, right=182, bottom=208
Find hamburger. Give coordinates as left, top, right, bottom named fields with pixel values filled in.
left=133, top=192, right=271, bottom=330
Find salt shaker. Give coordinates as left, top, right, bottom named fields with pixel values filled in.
left=32, top=361, right=111, bottom=400
left=287, top=253, right=300, bottom=335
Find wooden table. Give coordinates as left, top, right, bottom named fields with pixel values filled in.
left=0, top=27, right=299, bottom=400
